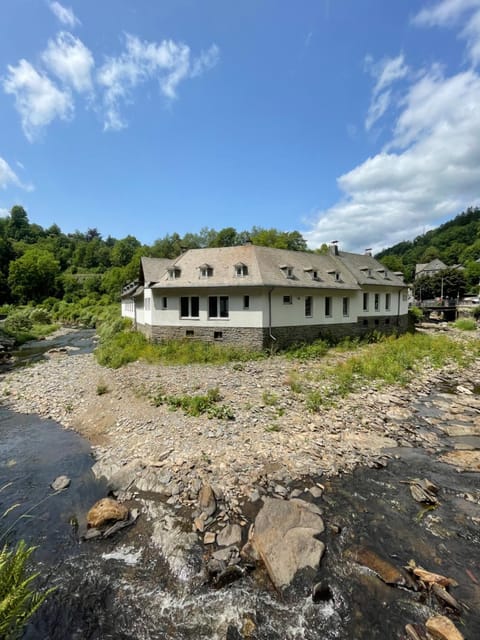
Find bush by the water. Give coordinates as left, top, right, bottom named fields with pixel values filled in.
left=2, top=307, right=58, bottom=345
left=454, top=318, right=477, bottom=331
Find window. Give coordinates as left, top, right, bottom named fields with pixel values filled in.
left=235, top=264, right=248, bottom=277
left=208, top=296, right=229, bottom=318
left=168, top=267, right=181, bottom=280
left=162, top=297, right=168, bottom=309
left=305, top=296, right=313, bottom=317
left=385, top=293, right=391, bottom=311
left=199, top=265, right=213, bottom=278
left=180, top=296, right=199, bottom=318
left=342, top=297, right=349, bottom=317
left=312, top=270, right=319, bottom=280
left=243, top=295, right=250, bottom=309
left=325, top=296, right=332, bottom=317
left=363, top=293, right=369, bottom=311
left=186, top=329, right=194, bottom=337
left=144, top=298, right=151, bottom=311
left=283, top=295, right=292, bottom=305
left=280, top=265, right=294, bottom=279
left=374, top=293, right=380, bottom=311
left=335, top=271, right=341, bottom=282
left=214, top=331, right=223, bottom=340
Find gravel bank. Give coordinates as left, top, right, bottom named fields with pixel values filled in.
left=1, top=331, right=479, bottom=512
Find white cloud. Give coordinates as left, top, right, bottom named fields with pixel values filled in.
left=413, top=0, right=480, bottom=27
left=3, top=59, right=73, bottom=141
left=365, top=54, right=408, bottom=130
left=48, top=1, right=80, bottom=28
left=305, top=59, right=480, bottom=253
left=190, top=44, right=220, bottom=78
left=414, top=0, right=480, bottom=66
left=42, top=32, right=94, bottom=94
left=97, top=34, right=219, bottom=130
left=0, top=157, right=32, bottom=191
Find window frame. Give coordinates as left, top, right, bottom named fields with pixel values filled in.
left=180, top=296, right=200, bottom=319
left=363, top=292, right=369, bottom=312
left=342, top=296, right=349, bottom=317
left=283, top=295, right=292, bottom=305
left=208, top=295, right=229, bottom=319
left=325, top=296, right=332, bottom=317
left=305, top=295, right=313, bottom=318
left=374, top=293, right=380, bottom=311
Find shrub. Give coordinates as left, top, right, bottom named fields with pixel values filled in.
left=454, top=318, right=477, bottom=331
left=3, top=310, right=33, bottom=334
left=0, top=540, right=55, bottom=639
left=285, top=338, right=330, bottom=361
left=96, top=381, right=109, bottom=395
left=472, top=306, right=480, bottom=320
left=151, top=387, right=234, bottom=419
left=408, top=306, right=424, bottom=323
left=29, top=307, right=52, bottom=324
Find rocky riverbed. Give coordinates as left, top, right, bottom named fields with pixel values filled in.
left=1, top=327, right=480, bottom=638
left=1, top=327, right=479, bottom=510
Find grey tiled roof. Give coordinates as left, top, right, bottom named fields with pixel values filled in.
left=335, top=251, right=405, bottom=287
left=145, top=245, right=403, bottom=290
left=141, top=257, right=175, bottom=285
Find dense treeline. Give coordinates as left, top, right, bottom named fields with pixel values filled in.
left=0, top=205, right=309, bottom=308
left=376, top=207, right=480, bottom=293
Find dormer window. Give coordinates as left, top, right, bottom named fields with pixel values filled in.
left=360, top=266, right=373, bottom=277
left=304, top=267, right=320, bottom=281
left=327, top=269, right=341, bottom=281
left=280, top=264, right=294, bottom=279
left=168, top=267, right=181, bottom=280
left=235, top=263, right=248, bottom=277
left=199, top=264, right=213, bottom=278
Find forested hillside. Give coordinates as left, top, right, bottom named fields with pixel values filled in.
left=376, top=207, right=480, bottom=292
left=0, top=205, right=307, bottom=310
left=3, top=204, right=480, bottom=314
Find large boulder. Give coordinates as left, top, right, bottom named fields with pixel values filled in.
left=87, top=497, right=129, bottom=529
left=250, top=497, right=325, bottom=588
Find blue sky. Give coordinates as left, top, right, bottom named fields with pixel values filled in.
left=1, top=0, right=480, bottom=252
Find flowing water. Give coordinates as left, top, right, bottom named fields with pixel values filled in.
left=0, top=331, right=479, bottom=639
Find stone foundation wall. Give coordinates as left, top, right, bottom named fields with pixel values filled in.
left=136, top=323, right=266, bottom=350
left=136, top=314, right=409, bottom=351
left=268, top=315, right=409, bottom=349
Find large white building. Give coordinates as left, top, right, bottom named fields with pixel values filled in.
left=121, top=244, right=409, bottom=349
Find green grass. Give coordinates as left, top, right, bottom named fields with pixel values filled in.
left=95, top=329, right=265, bottom=368
left=96, top=381, right=109, bottom=395
left=305, top=332, right=480, bottom=410
left=151, top=386, right=234, bottom=419
left=453, top=318, right=477, bottom=331
left=262, top=390, right=279, bottom=406
left=285, top=338, right=330, bottom=361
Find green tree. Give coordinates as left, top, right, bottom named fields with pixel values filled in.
left=111, top=235, right=141, bottom=267
left=8, top=248, right=61, bottom=302
left=6, top=206, right=30, bottom=241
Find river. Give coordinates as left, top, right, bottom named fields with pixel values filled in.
left=0, top=331, right=479, bottom=638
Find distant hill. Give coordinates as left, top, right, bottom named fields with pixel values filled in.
left=376, top=207, right=480, bottom=290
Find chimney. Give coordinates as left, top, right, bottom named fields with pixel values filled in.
left=364, top=248, right=372, bottom=257
left=329, top=240, right=339, bottom=256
